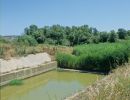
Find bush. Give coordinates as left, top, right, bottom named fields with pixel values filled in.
left=0, top=36, right=10, bottom=43
left=100, top=32, right=109, bottom=42
left=57, top=42, right=130, bottom=73
left=108, top=30, right=118, bottom=42
left=117, top=28, right=127, bottom=39
left=9, top=79, right=23, bottom=85
left=36, top=36, right=45, bottom=43
left=91, top=36, right=100, bottom=44
left=127, top=30, right=130, bottom=36
left=15, top=35, right=38, bottom=46
left=61, top=39, right=70, bottom=46
left=44, top=38, right=56, bottom=45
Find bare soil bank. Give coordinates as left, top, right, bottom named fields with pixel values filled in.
left=0, top=52, right=51, bottom=73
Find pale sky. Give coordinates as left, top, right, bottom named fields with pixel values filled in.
left=1, top=0, right=130, bottom=35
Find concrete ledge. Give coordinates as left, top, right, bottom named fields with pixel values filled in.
left=57, top=68, right=105, bottom=75
left=0, top=61, right=57, bottom=86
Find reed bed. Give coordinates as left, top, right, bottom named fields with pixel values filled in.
left=57, top=42, right=130, bottom=72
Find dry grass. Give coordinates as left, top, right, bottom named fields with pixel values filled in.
left=0, top=43, right=15, bottom=59
left=0, top=43, right=73, bottom=59
left=67, top=64, right=130, bottom=100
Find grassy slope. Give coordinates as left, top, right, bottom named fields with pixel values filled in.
left=67, top=63, right=130, bottom=100
left=0, top=43, right=73, bottom=60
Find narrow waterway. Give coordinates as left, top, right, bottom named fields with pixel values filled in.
left=0, top=70, right=102, bottom=100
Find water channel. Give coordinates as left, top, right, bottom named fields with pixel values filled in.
left=0, top=70, right=102, bottom=100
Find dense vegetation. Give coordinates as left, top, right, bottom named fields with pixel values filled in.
left=57, top=41, right=130, bottom=73
left=0, top=24, right=130, bottom=62
left=2, top=24, right=129, bottom=46
left=1, top=24, right=130, bottom=47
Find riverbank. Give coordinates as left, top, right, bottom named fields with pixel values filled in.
left=65, top=63, right=130, bottom=100
left=0, top=52, right=51, bottom=73
left=57, top=68, right=105, bottom=75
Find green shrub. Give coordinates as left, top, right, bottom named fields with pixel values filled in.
left=117, top=28, right=128, bottom=39
left=108, top=30, right=118, bottom=42
left=91, top=36, right=100, bottom=44
left=99, top=32, right=109, bottom=42
left=9, top=79, right=23, bottom=85
left=127, top=30, right=130, bottom=36
left=15, top=35, right=38, bottom=46
left=0, top=36, right=10, bottom=43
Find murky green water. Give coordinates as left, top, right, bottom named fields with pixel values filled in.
left=0, top=70, right=102, bottom=100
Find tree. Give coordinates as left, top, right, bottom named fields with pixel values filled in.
left=108, top=30, right=118, bottom=42
left=24, top=27, right=30, bottom=35
left=91, top=35, right=100, bottom=43
left=16, top=35, right=38, bottom=46
left=45, top=25, right=64, bottom=45
left=22, top=24, right=129, bottom=46
left=100, top=32, right=109, bottom=42
left=29, top=25, right=38, bottom=34
left=36, top=35, right=45, bottom=43
left=90, top=28, right=98, bottom=36
left=61, top=39, right=70, bottom=46
left=24, top=25, right=38, bottom=36
left=65, top=26, right=71, bottom=36
left=68, top=31, right=76, bottom=46
left=127, top=30, right=130, bottom=36
left=117, top=28, right=127, bottom=39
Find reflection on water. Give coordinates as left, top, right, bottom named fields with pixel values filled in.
left=0, top=70, right=102, bottom=100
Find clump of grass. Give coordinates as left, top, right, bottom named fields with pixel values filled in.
left=0, top=43, right=15, bottom=59
left=0, top=45, right=5, bottom=58
left=15, top=45, right=27, bottom=56
left=56, top=53, right=78, bottom=69
left=67, top=64, right=130, bottom=100
left=9, top=79, right=23, bottom=86
left=57, top=42, right=130, bottom=73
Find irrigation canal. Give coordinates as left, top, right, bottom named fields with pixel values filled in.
left=0, top=69, right=102, bottom=100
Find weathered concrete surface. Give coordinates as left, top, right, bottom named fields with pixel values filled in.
left=0, top=61, right=57, bottom=86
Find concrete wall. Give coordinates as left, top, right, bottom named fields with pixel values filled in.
left=0, top=61, right=57, bottom=86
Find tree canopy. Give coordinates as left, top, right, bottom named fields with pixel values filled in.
left=14, top=24, right=130, bottom=46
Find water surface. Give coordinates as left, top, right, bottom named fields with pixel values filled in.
left=0, top=70, right=102, bottom=100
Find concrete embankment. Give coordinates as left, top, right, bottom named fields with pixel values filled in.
left=0, top=61, right=57, bottom=86
left=0, top=53, right=51, bottom=73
